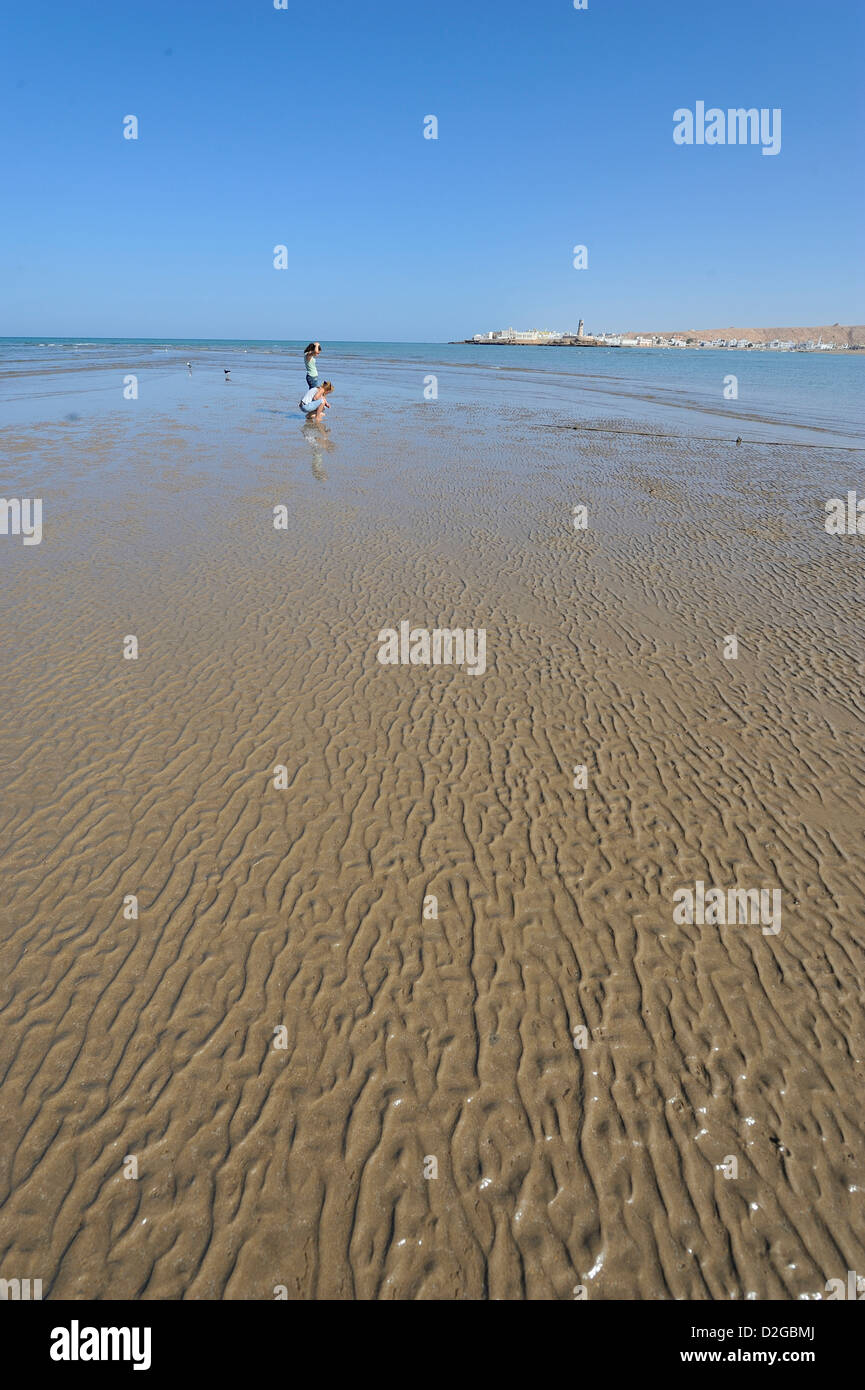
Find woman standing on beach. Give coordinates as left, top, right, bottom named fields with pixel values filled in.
left=304, top=342, right=322, bottom=388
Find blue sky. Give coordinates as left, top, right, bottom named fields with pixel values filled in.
left=2, top=0, right=863, bottom=339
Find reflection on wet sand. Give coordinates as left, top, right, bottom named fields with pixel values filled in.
left=302, top=418, right=335, bottom=480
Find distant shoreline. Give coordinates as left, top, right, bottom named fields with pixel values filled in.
left=452, top=339, right=863, bottom=353
left=454, top=324, right=865, bottom=352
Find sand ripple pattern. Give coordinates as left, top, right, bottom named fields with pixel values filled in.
left=1, top=402, right=863, bottom=1299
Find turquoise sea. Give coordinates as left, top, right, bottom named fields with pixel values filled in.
left=1, top=337, right=863, bottom=448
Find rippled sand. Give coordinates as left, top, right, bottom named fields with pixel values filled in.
left=1, top=373, right=863, bottom=1299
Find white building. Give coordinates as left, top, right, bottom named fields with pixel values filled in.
left=484, top=328, right=563, bottom=343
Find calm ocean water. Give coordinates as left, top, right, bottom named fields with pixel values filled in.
left=1, top=337, right=863, bottom=446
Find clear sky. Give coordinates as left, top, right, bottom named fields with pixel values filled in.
left=2, top=0, right=863, bottom=340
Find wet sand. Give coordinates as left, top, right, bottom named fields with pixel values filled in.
left=1, top=360, right=863, bottom=1298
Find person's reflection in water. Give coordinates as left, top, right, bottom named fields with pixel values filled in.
left=302, top=417, right=335, bottom=481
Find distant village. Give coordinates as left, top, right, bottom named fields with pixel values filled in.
left=464, top=324, right=857, bottom=351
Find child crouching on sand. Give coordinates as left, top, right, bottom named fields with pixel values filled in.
left=300, top=381, right=333, bottom=422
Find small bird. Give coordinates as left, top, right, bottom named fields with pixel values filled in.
left=224, top=369, right=231, bottom=381
left=735, top=435, right=742, bottom=445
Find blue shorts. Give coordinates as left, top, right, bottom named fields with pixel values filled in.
left=301, top=398, right=321, bottom=414
left=306, top=373, right=318, bottom=389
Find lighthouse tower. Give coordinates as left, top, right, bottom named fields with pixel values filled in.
left=577, top=318, right=585, bottom=339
